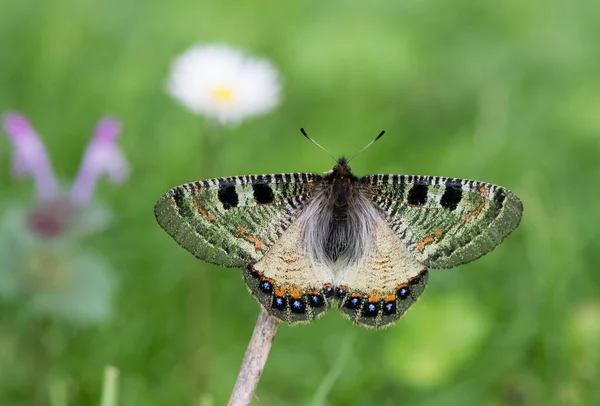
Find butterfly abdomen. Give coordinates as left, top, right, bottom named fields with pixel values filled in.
left=325, top=176, right=353, bottom=262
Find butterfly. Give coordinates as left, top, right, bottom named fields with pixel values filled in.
left=154, top=130, right=523, bottom=328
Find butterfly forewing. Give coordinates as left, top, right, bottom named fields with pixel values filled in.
left=154, top=173, right=318, bottom=267
left=362, top=174, right=523, bottom=269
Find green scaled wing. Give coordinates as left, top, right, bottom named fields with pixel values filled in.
left=362, top=174, right=523, bottom=269
left=154, top=173, right=317, bottom=267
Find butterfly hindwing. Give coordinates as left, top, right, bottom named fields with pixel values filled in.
left=362, top=174, right=523, bottom=269
left=243, top=220, right=333, bottom=325
left=154, top=173, right=317, bottom=267
left=335, top=215, right=429, bottom=328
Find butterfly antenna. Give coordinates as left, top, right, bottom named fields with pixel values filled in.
left=347, top=130, right=385, bottom=163
left=300, top=128, right=337, bottom=162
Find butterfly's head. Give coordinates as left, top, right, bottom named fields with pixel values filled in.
left=333, top=157, right=351, bottom=175
left=323, top=157, right=357, bottom=181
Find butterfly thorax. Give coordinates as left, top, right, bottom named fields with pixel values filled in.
left=325, top=157, right=359, bottom=208
left=300, top=158, right=378, bottom=268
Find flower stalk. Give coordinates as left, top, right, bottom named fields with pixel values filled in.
left=228, top=309, right=280, bottom=406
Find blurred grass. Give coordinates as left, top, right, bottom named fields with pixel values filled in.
left=1, top=0, right=600, bottom=405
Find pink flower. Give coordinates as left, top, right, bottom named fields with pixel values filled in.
left=3, top=112, right=59, bottom=202
left=70, top=117, right=129, bottom=207
left=2, top=111, right=129, bottom=237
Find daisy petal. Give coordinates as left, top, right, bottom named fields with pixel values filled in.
left=166, top=44, right=281, bottom=125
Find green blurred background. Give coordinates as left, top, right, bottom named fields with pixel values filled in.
left=1, top=0, right=600, bottom=405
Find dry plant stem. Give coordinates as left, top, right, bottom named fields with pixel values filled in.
left=228, top=309, right=280, bottom=406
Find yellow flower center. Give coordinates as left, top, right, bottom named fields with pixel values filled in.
left=212, top=87, right=235, bottom=103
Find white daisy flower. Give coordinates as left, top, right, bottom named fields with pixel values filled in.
left=167, top=44, right=281, bottom=125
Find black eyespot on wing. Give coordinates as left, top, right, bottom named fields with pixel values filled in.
left=272, top=296, right=286, bottom=311
left=344, top=295, right=361, bottom=310
left=308, top=292, right=325, bottom=307
left=383, top=300, right=396, bottom=315
left=494, top=188, right=507, bottom=207
left=252, top=183, right=275, bottom=204
left=259, top=279, right=273, bottom=294
left=290, top=299, right=306, bottom=313
left=336, top=286, right=347, bottom=298
left=440, top=181, right=462, bottom=211
left=397, top=285, right=411, bottom=300
left=172, top=188, right=189, bottom=217
left=323, top=284, right=334, bottom=298
left=407, top=184, right=428, bottom=206
left=488, top=188, right=507, bottom=219
left=362, top=302, right=379, bottom=318
left=218, top=184, right=238, bottom=209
